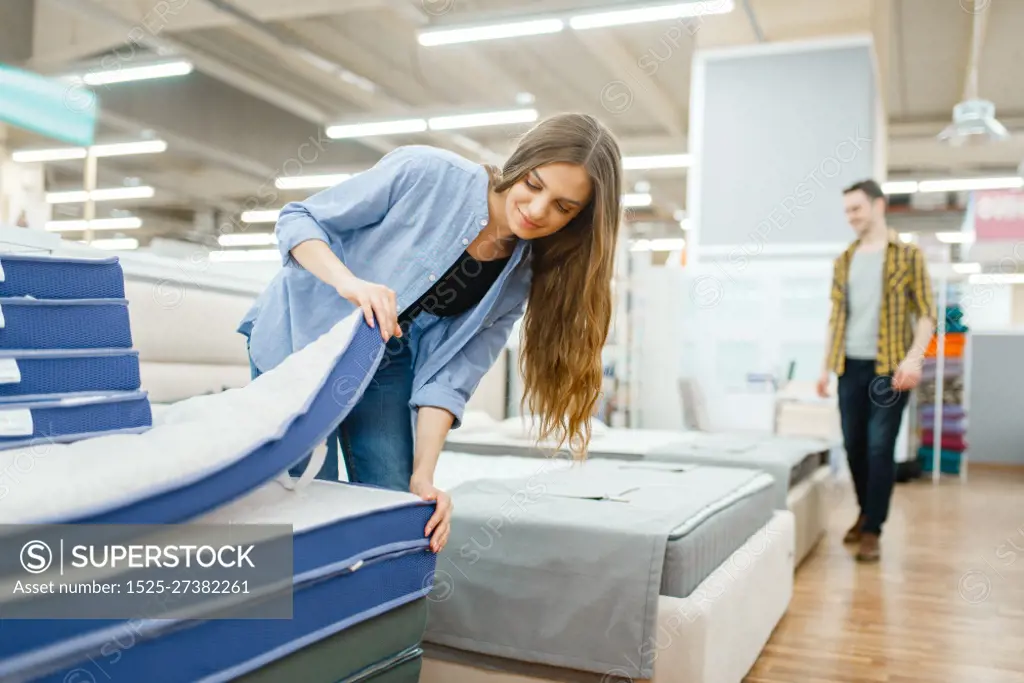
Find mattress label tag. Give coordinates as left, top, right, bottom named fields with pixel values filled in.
left=0, top=303, right=5, bottom=329
left=0, top=409, right=33, bottom=436
left=0, top=358, right=21, bottom=384
left=0, top=260, right=5, bottom=282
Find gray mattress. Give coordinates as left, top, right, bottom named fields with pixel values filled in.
left=424, top=462, right=778, bottom=679
left=658, top=464, right=776, bottom=597
left=647, top=436, right=830, bottom=509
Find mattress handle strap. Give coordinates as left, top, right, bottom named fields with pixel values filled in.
left=276, top=440, right=329, bottom=492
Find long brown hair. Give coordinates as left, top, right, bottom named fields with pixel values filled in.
left=490, top=113, right=623, bottom=460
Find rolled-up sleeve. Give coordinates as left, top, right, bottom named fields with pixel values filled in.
left=909, top=245, right=937, bottom=322
left=274, top=147, right=422, bottom=268
left=410, top=304, right=524, bottom=429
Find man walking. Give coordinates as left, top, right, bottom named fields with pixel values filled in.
left=817, top=179, right=936, bottom=563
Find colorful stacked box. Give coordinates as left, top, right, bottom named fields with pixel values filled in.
left=917, top=305, right=968, bottom=475
left=0, top=253, right=152, bottom=448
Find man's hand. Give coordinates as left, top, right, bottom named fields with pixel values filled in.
left=893, top=356, right=923, bottom=391
left=410, top=477, right=452, bottom=553
left=816, top=370, right=831, bottom=398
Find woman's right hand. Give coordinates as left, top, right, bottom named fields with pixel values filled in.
left=335, top=276, right=402, bottom=341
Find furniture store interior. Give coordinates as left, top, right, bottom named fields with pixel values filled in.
left=0, top=1, right=1022, bottom=682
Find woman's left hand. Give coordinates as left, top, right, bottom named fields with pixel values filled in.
left=410, top=477, right=453, bottom=553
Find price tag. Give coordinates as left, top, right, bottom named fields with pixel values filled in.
left=0, top=409, right=33, bottom=437
left=0, top=358, right=21, bottom=384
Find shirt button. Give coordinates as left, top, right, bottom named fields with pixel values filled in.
left=428, top=274, right=436, bottom=282
left=479, top=219, right=487, bottom=226
left=462, top=238, right=469, bottom=246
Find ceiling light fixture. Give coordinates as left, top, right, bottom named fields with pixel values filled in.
left=209, top=249, right=281, bottom=263
left=84, top=238, right=140, bottom=250
left=917, top=177, right=1024, bottom=193
left=622, top=193, right=653, bottom=208
left=219, top=233, right=277, bottom=247
left=623, top=154, right=691, bottom=170
left=570, top=1, right=735, bottom=30
left=326, top=118, right=428, bottom=139
left=275, top=173, right=354, bottom=190
left=969, top=273, right=1024, bottom=285
left=418, top=19, right=565, bottom=46
left=427, top=108, right=538, bottom=130
left=72, top=60, right=193, bottom=86
left=12, top=140, right=168, bottom=162
left=240, top=210, right=281, bottom=224
left=45, top=217, right=143, bottom=232
left=935, top=231, right=975, bottom=244
left=46, top=186, right=155, bottom=204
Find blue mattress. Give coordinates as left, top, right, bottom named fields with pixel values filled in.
left=0, top=349, right=140, bottom=399
left=0, top=318, right=431, bottom=677
left=0, top=390, right=152, bottom=450
left=0, top=254, right=125, bottom=300
left=14, top=547, right=437, bottom=683
left=0, top=298, right=132, bottom=350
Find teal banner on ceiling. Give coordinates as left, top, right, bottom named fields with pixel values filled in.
left=0, top=63, right=97, bottom=146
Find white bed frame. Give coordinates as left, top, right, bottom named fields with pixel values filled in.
left=789, top=465, right=830, bottom=567
left=420, top=510, right=795, bottom=683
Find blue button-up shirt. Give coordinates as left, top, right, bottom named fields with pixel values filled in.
left=238, top=145, right=532, bottom=429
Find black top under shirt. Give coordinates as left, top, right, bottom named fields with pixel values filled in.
left=398, top=250, right=511, bottom=325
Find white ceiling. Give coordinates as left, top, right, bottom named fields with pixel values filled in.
left=2, top=0, right=1023, bottom=245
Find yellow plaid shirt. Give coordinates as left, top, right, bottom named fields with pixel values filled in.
left=827, top=230, right=937, bottom=376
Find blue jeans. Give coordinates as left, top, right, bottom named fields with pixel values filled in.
left=247, top=334, right=416, bottom=492
left=837, top=358, right=910, bottom=536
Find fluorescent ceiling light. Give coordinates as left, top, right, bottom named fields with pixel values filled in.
left=45, top=217, right=142, bottom=232
left=935, top=231, right=975, bottom=244
left=623, top=154, right=691, bottom=170
left=326, top=119, right=427, bottom=139
left=11, top=141, right=167, bottom=162
left=883, top=181, right=918, bottom=195
left=84, top=238, right=139, bottom=250
left=623, top=193, right=652, bottom=207
left=418, top=19, right=564, bottom=46
left=219, top=233, right=277, bottom=247
left=970, top=273, right=1024, bottom=285
left=210, top=249, right=281, bottom=263
left=11, top=148, right=88, bottom=163
left=46, top=186, right=155, bottom=204
left=78, top=60, right=193, bottom=86
left=952, top=262, right=982, bottom=274
left=90, top=140, right=168, bottom=157
left=631, top=237, right=685, bottom=252
left=241, top=210, right=281, bottom=224
left=428, top=108, right=537, bottom=130
left=570, top=1, right=734, bottom=30
left=275, top=173, right=354, bottom=190
left=898, top=232, right=915, bottom=243
left=917, top=177, right=1023, bottom=193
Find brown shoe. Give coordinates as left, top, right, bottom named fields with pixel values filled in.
left=843, top=514, right=865, bottom=544
left=856, top=533, right=880, bottom=563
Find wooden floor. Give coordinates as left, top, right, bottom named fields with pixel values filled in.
left=745, top=467, right=1024, bottom=683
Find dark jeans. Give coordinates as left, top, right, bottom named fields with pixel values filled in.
left=837, top=357, right=910, bottom=536
left=247, top=334, right=416, bottom=492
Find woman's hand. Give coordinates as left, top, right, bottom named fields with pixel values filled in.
left=410, top=477, right=453, bottom=553
left=334, top=275, right=402, bottom=341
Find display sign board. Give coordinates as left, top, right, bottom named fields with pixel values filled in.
left=974, top=189, right=1024, bottom=241
left=0, top=63, right=97, bottom=146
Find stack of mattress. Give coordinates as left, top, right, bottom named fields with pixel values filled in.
left=0, top=311, right=437, bottom=683
left=0, top=253, right=152, bottom=450
left=917, top=307, right=969, bottom=475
